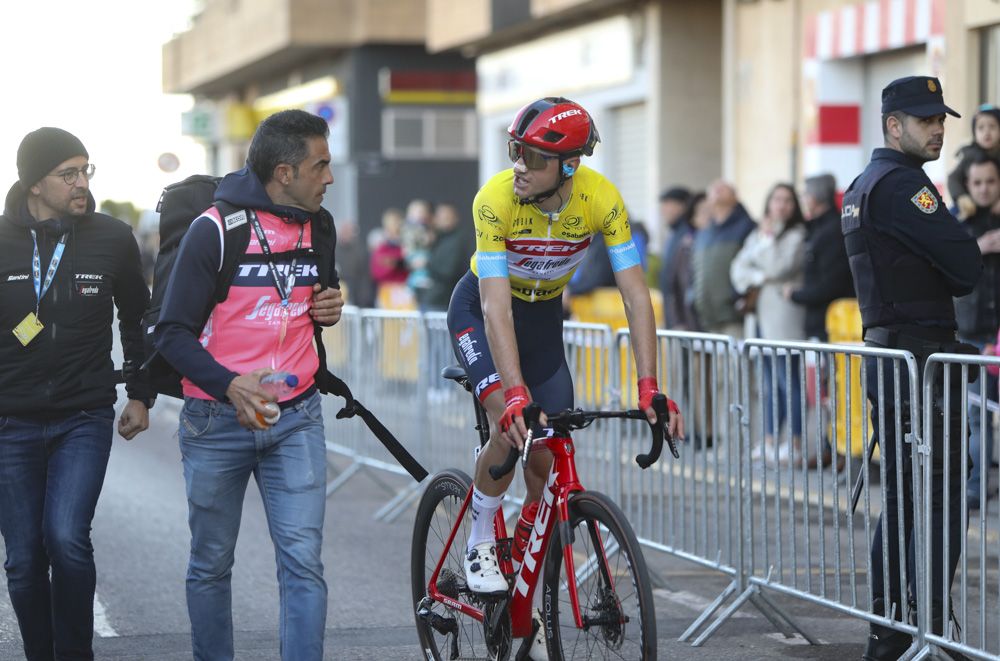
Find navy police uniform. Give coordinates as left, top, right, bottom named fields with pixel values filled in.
left=842, top=76, right=982, bottom=660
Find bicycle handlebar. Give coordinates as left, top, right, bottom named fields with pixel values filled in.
left=487, top=397, right=677, bottom=480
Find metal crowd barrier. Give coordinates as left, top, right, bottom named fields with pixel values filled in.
left=321, top=311, right=1000, bottom=659
left=918, top=354, right=1000, bottom=660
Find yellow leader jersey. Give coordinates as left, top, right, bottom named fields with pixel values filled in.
left=470, top=165, right=641, bottom=302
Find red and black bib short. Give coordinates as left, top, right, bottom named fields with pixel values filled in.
left=446, top=270, right=573, bottom=414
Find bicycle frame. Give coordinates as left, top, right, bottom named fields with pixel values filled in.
left=424, top=428, right=612, bottom=639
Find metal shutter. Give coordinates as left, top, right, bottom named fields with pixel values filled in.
left=609, top=102, right=648, bottom=220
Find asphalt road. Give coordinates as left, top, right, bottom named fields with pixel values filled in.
left=0, top=390, right=886, bottom=660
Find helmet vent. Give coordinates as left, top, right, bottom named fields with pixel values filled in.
left=541, top=130, right=564, bottom=143
left=517, top=109, right=540, bottom=136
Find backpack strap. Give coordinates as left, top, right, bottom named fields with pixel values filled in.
left=213, top=201, right=253, bottom=304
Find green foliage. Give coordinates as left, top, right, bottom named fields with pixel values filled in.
left=100, top=199, right=140, bottom=228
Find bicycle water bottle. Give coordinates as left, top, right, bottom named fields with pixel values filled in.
left=511, top=500, right=540, bottom=571
left=256, top=371, right=299, bottom=426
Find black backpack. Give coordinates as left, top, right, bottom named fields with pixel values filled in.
left=141, top=174, right=339, bottom=399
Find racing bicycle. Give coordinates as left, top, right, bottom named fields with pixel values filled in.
left=411, top=364, right=677, bottom=660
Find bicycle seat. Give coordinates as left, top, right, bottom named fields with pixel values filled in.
left=440, top=365, right=468, bottom=383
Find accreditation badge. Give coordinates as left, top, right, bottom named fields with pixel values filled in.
left=12, top=312, right=44, bottom=346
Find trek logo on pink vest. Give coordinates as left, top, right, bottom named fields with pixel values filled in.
left=182, top=207, right=321, bottom=401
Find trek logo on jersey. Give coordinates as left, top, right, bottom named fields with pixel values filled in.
left=238, top=264, right=319, bottom=281
left=244, top=296, right=309, bottom=321
left=6, top=273, right=29, bottom=282
left=455, top=327, right=482, bottom=365
left=75, top=273, right=104, bottom=280
left=505, top=237, right=591, bottom=281
left=910, top=186, right=938, bottom=214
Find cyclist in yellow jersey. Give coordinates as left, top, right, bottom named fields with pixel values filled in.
left=446, top=99, right=685, bottom=616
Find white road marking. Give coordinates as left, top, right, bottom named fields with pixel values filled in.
left=93, top=593, right=118, bottom=638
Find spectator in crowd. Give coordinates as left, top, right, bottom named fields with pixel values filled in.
left=953, top=152, right=1000, bottom=510
left=785, top=173, right=855, bottom=341
left=730, top=183, right=808, bottom=463
left=421, top=203, right=470, bottom=312
left=691, top=179, right=755, bottom=338
left=402, top=198, right=433, bottom=306
left=660, top=192, right=705, bottom=331
left=335, top=220, right=375, bottom=308
left=370, top=207, right=409, bottom=303
left=658, top=187, right=693, bottom=327
left=948, top=104, right=1000, bottom=219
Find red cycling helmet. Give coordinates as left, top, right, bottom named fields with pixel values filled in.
left=507, top=97, right=600, bottom=156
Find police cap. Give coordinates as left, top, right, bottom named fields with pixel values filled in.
left=881, top=76, right=960, bottom=118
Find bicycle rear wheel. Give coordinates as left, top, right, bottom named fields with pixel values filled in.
left=542, top=490, right=656, bottom=659
left=412, top=468, right=503, bottom=660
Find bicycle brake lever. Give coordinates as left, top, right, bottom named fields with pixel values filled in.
left=636, top=394, right=671, bottom=468
left=489, top=403, right=542, bottom=480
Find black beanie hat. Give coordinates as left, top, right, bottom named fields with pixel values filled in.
left=17, top=127, right=89, bottom=189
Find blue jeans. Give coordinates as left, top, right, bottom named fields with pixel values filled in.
left=0, top=408, right=115, bottom=661
left=763, top=354, right=803, bottom=437
left=179, top=392, right=328, bottom=661
left=961, top=337, right=996, bottom=501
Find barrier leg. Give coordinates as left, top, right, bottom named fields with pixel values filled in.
left=373, top=481, right=424, bottom=522
left=677, top=579, right=737, bottom=642
left=752, top=589, right=819, bottom=644
left=689, top=583, right=755, bottom=646
left=325, top=461, right=364, bottom=497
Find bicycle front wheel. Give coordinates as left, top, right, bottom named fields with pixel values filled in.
left=412, top=468, right=499, bottom=660
left=542, top=490, right=656, bottom=659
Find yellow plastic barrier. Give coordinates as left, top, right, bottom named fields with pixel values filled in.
left=826, top=298, right=871, bottom=459
left=568, top=288, right=663, bottom=406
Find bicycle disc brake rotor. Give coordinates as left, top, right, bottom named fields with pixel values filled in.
left=590, top=585, right=625, bottom=648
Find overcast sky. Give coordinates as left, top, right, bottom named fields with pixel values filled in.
left=0, top=0, right=206, bottom=209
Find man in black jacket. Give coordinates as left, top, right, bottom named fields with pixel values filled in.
left=786, top=173, right=855, bottom=341
left=953, top=152, right=1000, bottom=510
left=0, top=127, right=153, bottom=660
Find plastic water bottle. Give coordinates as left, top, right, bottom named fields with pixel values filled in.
left=511, top=500, right=540, bottom=572
left=256, top=372, right=299, bottom=426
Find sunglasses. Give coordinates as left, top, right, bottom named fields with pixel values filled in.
left=507, top=140, right=557, bottom=171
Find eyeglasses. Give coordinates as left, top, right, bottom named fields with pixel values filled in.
left=507, top=140, right=557, bottom=171
left=49, top=164, right=96, bottom=186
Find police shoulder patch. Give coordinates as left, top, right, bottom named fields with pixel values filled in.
left=910, top=186, right=938, bottom=214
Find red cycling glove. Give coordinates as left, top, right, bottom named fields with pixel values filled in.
left=638, top=377, right=681, bottom=419
left=637, top=377, right=659, bottom=412
left=499, top=385, right=530, bottom=433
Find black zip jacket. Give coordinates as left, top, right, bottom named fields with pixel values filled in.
left=954, top=204, right=1000, bottom=342
left=790, top=207, right=856, bottom=340
left=0, top=182, right=152, bottom=416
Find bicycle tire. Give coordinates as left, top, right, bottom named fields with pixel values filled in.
left=541, top=490, right=657, bottom=660
left=412, top=468, right=503, bottom=660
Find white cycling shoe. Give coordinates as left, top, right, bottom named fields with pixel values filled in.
left=464, top=542, right=508, bottom=594
left=525, top=609, right=549, bottom=660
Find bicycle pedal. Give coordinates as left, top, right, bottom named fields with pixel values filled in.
left=496, top=536, right=513, bottom=563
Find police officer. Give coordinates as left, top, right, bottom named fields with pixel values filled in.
left=842, top=77, right=982, bottom=660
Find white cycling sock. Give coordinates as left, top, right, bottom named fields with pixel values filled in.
left=467, top=487, right=504, bottom=553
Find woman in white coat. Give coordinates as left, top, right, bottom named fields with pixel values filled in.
left=730, top=183, right=808, bottom=461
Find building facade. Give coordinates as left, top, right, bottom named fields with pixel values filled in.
left=163, top=0, right=479, bottom=243
left=428, top=0, right=1000, bottom=231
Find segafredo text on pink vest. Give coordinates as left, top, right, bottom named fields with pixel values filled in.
left=182, top=207, right=320, bottom=401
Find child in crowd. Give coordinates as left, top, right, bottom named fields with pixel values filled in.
left=948, top=105, right=1000, bottom=219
